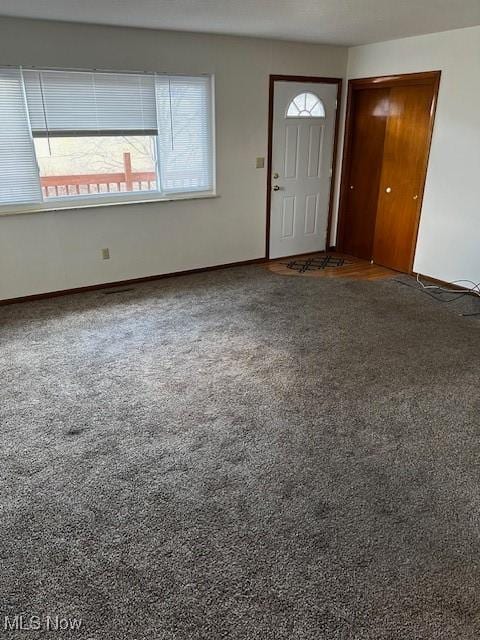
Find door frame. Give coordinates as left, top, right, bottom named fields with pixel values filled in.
left=336, top=70, right=441, bottom=272
left=265, top=75, right=343, bottom=259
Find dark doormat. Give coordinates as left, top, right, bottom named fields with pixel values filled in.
left=284, top=254, right=346, bottom=273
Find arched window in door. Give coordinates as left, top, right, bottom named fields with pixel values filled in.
left=286, top=92, right=325, bottom=118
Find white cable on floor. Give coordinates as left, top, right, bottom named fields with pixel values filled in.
left=416, top=274, right=480, bottom=297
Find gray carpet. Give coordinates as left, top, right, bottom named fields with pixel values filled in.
left=1, top=266, right=479, bottom=639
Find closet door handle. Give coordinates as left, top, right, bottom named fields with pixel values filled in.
left=385, top=187, right=392, bottom=193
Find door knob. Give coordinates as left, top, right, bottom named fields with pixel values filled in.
left=272, top=185, right=280, bottom=191
left=273, top=172, right=279, bottom=179
left=413, top=194, right=418, bottom=200
left=385, top=187, right=392, bottom=193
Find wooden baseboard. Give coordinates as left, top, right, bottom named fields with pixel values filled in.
left=0, top=257, right=266, bottom=306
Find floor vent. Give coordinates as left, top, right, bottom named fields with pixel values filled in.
left=103, top=288, right=135, bottom=295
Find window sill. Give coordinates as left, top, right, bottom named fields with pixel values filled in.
left=0, top=191, right=219, bottom=217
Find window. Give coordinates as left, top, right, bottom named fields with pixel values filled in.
left=286, top=92, right=325, bottom=118
left=34, top=136, right=158, bottom=198
left=0, top=68, right=214, bottom=209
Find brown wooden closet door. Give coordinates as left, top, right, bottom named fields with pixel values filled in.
left=341, top=88, right=390, bottom=259
left=373, top=83, right=435, bottom=272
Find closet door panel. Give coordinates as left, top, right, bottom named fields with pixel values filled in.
left=341, top=88, right=389, bottom=259
left=373, top=84, right=435, bottom=272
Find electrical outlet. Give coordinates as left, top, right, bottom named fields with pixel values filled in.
left=256, top=157, right=265, bottom=169
left=102, top=248, right=110, bottom=260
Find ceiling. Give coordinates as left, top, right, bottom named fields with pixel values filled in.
left=0, top=0, right=479, bottom=46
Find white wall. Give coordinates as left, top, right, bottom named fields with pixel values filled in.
left=346, top=26, right=480, bottom=285
left=0, top=17, right=346, bottom=300
left=1, top=19, right=478, bottom=299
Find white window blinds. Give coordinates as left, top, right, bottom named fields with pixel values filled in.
left=0, top=67, right=214, bottom=206
left=23, top=70, right=158, bottom=136
left=155, top=76, right=213, bottom=193
left=0, top=68, right=42, bottom=204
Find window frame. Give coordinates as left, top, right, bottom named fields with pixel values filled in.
left=0, top=69, right=217, bottom=215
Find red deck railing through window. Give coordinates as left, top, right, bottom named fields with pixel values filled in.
left=40, top=152, right=157, bottom=198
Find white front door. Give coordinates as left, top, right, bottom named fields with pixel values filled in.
left=269, top=81, right=338, bottom=259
